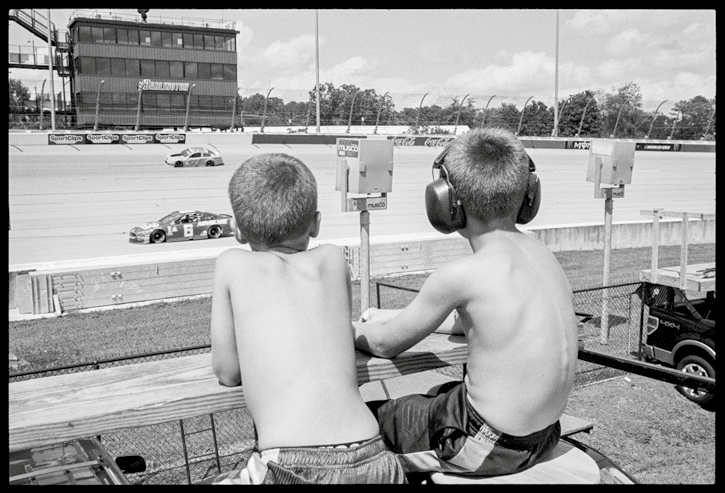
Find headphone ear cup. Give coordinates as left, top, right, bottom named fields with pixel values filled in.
left=516, top=173, right=541, bottom=224
left=425, top=178, right=465, bottom=234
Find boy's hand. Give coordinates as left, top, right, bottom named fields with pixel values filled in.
left=360, top=308, right=401, bottom=324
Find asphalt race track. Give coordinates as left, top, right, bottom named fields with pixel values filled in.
left=8, top=142, right=715, bottom=266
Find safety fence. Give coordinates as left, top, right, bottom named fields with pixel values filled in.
left=6, top=281, right=687, bottom=484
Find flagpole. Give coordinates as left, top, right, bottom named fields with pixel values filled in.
left=315, top=9, right=321, bottom=133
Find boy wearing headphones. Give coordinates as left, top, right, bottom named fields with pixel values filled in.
left=354, top=127, right=579, bottom=479
left=210, top=153, right=405, bottom=484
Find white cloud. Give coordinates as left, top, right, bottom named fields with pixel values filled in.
left=263, top=35, right=316, bottom=72
left=606, top=28, right=648, bottom=57
left=442, top=51, right=553, bottom=96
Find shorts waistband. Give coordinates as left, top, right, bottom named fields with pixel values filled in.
left=256, top=435, right=389, bottom=466
left=465, top=398, right=560, bottom=450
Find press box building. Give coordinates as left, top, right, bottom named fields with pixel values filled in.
left=66, top=10, right=239, bottom=129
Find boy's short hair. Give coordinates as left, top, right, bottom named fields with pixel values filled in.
left=228, top=153, right=317, bottom=245
left=445, top=127, right=531, bottom=222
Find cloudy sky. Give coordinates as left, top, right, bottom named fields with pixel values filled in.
left=9, top=9, right=715, bottom=114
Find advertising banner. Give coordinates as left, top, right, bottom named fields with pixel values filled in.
left=387, top=136, right=456, bottom=147
left=565, top=140, right=592, bottom=150
left=48, top=133, right=186, bottom=145
left=635, top=142, right=681, bottom=151
left=48, top=134, right=86, bottom=145
left=154, top=133, right=186, bottom=144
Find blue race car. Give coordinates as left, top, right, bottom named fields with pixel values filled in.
left=129, top=210, right=233, bottom=244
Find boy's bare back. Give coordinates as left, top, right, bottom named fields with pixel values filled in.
left=448, top=231, right=578, bottom=436
left=211, top=244, right=379, bottom=451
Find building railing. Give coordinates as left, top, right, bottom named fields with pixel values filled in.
left=69, top=9, right=236, bottom=30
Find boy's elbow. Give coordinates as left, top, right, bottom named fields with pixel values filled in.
left=216, top=372, right=241, bottom=387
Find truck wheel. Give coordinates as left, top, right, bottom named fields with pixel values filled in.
left=676, top=355, right=715, bottom=405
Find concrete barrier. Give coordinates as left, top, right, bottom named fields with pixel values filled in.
left=9, top=218, right=715, bottom=315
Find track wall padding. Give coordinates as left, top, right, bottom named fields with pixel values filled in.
left=12, top=219, right=714, bottom=315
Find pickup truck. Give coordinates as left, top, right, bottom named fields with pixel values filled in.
left=637, top=280, right=716, bottom=406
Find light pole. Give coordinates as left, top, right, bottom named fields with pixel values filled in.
left=230, top=87, right=240, bottom=131
left=611, top=100, right=628, bottom=138
left=183, top=83, right=195, bottom=132
left=576, top=96, right=593, bottom=137
left=38, top=79, right=46, bottom=130
left=453, top=94, right=470, bottom=135
left=135, top=85, right=144, bottom=132
left=346, top=90, right=359, bottom=134
left=93, top=80, right=105, bottom=131
left=260, top=86, right=274, bottom=133
left=516, top=96, right=534, bottom=136
left=415, top=92, right=428, bottom=131
left=305, top=101, right=312, bottom=132
left=554, top=100, right=567, bottom=136
left=703, top=105, right=715, bottom=138
left=315, top=10, right=321, bottom=133
left=47, top=9, right=56, bottom=131
left=374, top=92, right=388, bottom=134
left=645, top=100, right=667, bottom=139
left=480, top=95, right=495, bottom=129
left=553, top=9, right=560, bottom=136
left=668, top=108, right=683, bottom=140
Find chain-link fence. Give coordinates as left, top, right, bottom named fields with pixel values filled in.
left=9, top=281, right=658, bottom=484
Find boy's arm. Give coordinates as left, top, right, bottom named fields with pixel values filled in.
left=353, top=261, right=466, bottom=358
left=210, top=251, right=242, bottom=387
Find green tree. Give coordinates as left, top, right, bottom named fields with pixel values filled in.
left=9, top=78, right=31, bottom=112
left=519, top=100, right=551, bottom=136
left=599, top=82, right=643, bottom=138
left=484, top=102, right=520, bottom=133
left=557, top=91, right=600, bottom=137
left=668, top=96, right=716, bottom=140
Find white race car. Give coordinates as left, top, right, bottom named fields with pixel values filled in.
left=165, top=147, right=224, bottom=167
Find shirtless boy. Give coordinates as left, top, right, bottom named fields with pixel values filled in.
left=353, top=127, right=579, bottom=478
left=210, top=153, right=405, bottom=484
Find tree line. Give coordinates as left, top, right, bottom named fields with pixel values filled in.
left=9, top=77, right=716, bottom=140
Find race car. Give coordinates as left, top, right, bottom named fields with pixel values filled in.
left=129, top=210, right=233, bottom=244
left=165, top=147, right=224, bottom=167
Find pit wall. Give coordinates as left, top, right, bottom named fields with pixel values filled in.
left=9, top=218, right=715, bottom=315
left=8, top=130, right=717, bottom=152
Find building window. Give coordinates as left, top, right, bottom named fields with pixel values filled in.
left=80, top=57, right=95, bottom=75
left=171, top=94, right=185, bottom=111
left=183, top=33, right=194, bottom=49
left=91, top=27, right=104, bottom=44
left=198, top=62, right=211, bottom=80
left=170, top=61, right=184, bottom=78
left=211, top=63, right=224, bottom=80
left=95, top=57, right=111, bottom=76
left=157, top=93, right=171, bottom=113
left=79, top=26, right=92, bottom=43
left=204, top=34, right=215, bottom=50
left=128, top=29, right=139, bottom=45
left=184, top=62, right=197, bottom=79
left=156, top=60, right=170, bottom=78
left=198, top=95, right=212, bottom=110
left=141, top=59, right=155, bottom=77
left=117, top=28, right=129, bottom=44
left=224, top=64, right=236, bottom=81
left=193, top=34, right=204, bottom=49
left=225, top=36, right=236, bottom=52
left=103, top=27, right=116, bottom=44
left=214, top=35, right=225, bottom=51
left=140, top=30, right=152, bottom=46
left=111, top=58, right=125, bottom=75
left=151, top=31, right=162, bottom=47
left=142, top=93, right=157, bottom=110
left=126, top=59, right=140, bottom=76
left=161, top=31, right=172, bottom=47
left=173, top=33, right=183, bottom=48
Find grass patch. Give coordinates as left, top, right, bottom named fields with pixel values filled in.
left=9, top=243, right=714, bottom=372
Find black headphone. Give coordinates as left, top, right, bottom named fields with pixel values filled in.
left=425, top=144, right=541, bottom=234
